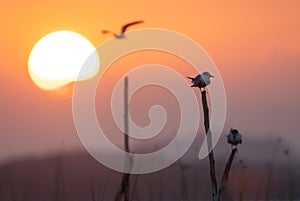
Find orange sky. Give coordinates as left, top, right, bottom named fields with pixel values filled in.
left=0, top=1, right=300, bottom=161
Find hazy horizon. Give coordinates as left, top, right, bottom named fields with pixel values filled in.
left=0, top=0, right=299, bottom=174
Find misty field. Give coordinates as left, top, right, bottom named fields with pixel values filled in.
left=0, top=136, right=299, bottom=201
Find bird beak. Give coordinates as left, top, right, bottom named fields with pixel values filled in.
left=210, top=75, right=214, bottom=78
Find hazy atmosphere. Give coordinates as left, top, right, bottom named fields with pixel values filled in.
left=0, top=1, right=299, bottom=200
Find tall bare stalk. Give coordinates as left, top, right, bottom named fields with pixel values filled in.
left=200, top=89, right=239, bottom=201
left=200, top=90, right=218, bottom=201
left=115, top=77, right=131, bottom=201
left=90, top=178, right=97, bottom=201
left=218, top=148, right=237, bottom=200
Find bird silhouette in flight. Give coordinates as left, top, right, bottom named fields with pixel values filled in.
left=187, top=71, right=214, bottom=91
left=102, top=20, right=144, bottom=39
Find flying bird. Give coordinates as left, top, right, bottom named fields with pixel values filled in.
left=187, top=71, right=214, bottom=91
left=227, top=128, right=242, bottom=147
left=102, top=20, right=144, bottom=39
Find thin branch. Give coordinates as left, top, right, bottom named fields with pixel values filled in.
left=100, top=170, right=112, bottom=201
left=124, top=76, right=130, bottom=154
left=201, top=90, right=218, bottom=201
left=130, top=174, right=139, bottom=201
left=90, top=178, right=96, bottom=201
left=218, top=148, right=237, bottom=201
left=178, top=158, right=188, bottom=201
left=115, top=77, right=131, bottom=201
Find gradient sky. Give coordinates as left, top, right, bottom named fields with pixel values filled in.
left=0, top=0, right=300, bottom=162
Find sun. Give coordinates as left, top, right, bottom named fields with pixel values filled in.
left=28, top=30, right=100, bottom=90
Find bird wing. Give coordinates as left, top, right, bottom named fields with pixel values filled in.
left=121, top=20, right=144, bottom=33
left=102, top=30, right=114, bottom=34
left=194, top=74, right=206, bottom=86
left=227, top=134, right=233, bottom=143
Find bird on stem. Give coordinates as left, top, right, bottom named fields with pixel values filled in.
left=102, top=20, right=144, bottom=39
left=227, top=128, right=242, bottom=148
left=187, top=71, right=214, bottom=91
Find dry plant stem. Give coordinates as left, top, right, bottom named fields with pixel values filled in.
left=130, top=175, right=139, bottom=200
left=286, top=152, right=294, bottom=201
left=123, top=77, right=130, bottom=201
left=54, top=157, right=65, bottom=201
left=201, top=90, right=218, bottom=201
left=90, top=178, right=96, bottom=201
left=115, top=77, right=131, bottom=201
left=7, top=174, right=17, bottom=201
left=178, top=159, right=188, bottom=201
left=259, top=139, right=280, bottom=200
left=101, top=170, right=112, bottom=201
left=218, top=148, right=237, bottom=201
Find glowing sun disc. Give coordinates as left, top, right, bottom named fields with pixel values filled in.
left=28, top=30, right=99, bottom=90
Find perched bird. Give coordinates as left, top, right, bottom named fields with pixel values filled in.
left=102, top=20, right=144, bottom=39
left=187, top=71, right=214, bottom=91
left=227, top=128, right=242, bottom=147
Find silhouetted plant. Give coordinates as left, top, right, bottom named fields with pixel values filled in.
left=284, top=148, right=294, bottom=200
left=90, top=177, right=97, bottom=201
left=199, top=89, right=242, bottom=201
left=256, top=137, right=282, bottom=200
left=115, top=77, right=132, bottom=201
